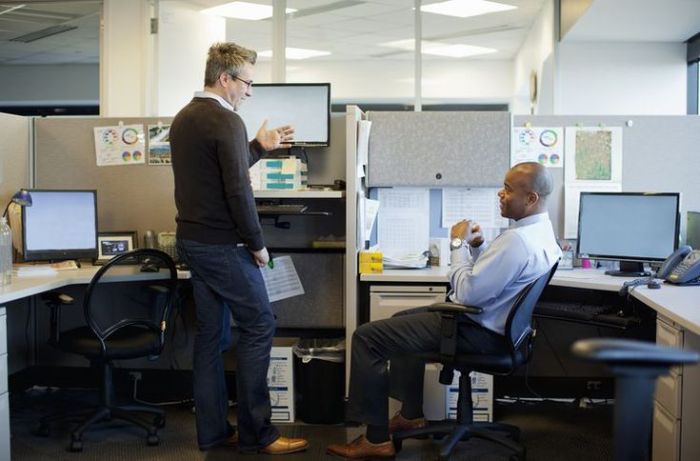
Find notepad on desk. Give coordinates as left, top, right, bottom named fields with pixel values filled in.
left=14, top=260, right=80, bottom=277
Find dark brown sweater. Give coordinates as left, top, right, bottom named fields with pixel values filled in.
left=170, top=97, right=266, bottom=250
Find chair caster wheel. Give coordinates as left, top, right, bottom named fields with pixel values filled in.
left=154, top=415, right=166, bottom=429
left=70, top=440, right=83, bottom=452
left=147, top=434, right=160, bottom=446
left=35, top=424, right=50, bottom=437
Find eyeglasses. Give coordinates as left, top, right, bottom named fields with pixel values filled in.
left=229, top=74, right=253, bottom=89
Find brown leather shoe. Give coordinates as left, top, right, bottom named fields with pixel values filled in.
left=326, top=435, right=396, bottom=459
left=388, top=412, right=427, bottom=434
left=260, top=436, right=309, bottom=455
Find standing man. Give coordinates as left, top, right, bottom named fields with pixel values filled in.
left=171, top=42, right=308, bottom=455
left=327, top=162, right=561, bottom=459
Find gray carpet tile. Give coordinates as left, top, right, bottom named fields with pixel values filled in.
left=10, top=389, right=613, bottom=460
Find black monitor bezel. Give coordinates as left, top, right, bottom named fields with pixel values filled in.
left=21, top=189, right=98, bottom=261
left=248, top=82, right=331, bottom=147
left=576, top=192, right=680, bottom=264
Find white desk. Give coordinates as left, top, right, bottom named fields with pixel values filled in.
left=361, top=267, right=700, bottom=461
left=0, top=265, right=188, bottom=460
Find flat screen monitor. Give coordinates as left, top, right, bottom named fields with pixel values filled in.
left=22, top=189, right=98, bottom=261
left=687, top=211, right=700, bottom=250
left=236, top=83, right=330, bottom=147
left=577, top=192, right=680, bottom=276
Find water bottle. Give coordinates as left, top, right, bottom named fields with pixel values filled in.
left=0, top=217, right=12, bottom=286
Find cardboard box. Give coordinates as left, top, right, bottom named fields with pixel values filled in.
left=446, top=371, right=493, bottom=422
left=268, top=339, right=296, bottom=422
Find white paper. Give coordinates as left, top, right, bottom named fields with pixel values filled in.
left=442, top=188, right=509, bottom=230
left=249, top=163, right=262, bottom=190
left=377, top=188, right=430, bottom=257
left=94, top=124, right=146, bottom=166
left=357, top=120, right=371, bottom=167
left=260, top=255, right=305, bottom=302
left=364, top=198, right=380, bottom=242
left=563, top=126, right=623, bottom=238
left=511, top=127, right=563, bottom=168
left=147, top=124, right=171, bottom=165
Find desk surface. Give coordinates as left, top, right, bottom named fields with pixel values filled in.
left=0, top=265, right=189, bottom=305
left=361, top=267, right=700, bottom=337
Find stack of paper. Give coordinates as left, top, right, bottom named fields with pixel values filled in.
left=383, top=253, right=428, bottom=269
left=14, top=266, right=58, bottom=277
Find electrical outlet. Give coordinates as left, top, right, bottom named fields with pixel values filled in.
left=129, top=371, right=142, bottom=381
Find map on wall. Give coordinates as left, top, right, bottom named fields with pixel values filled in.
left=574, top=130, right=613, bottom=180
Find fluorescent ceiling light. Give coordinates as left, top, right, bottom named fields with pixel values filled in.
left=201, top=2, right=296, bottom=20
left=381, top=39, right=496, bottom=58
left=421, top=0, right=517, bottom=18
left=258, top=47, right=331, bottom=60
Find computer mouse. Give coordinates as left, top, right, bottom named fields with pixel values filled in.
left=647, top=281, right=661, bottom=289
left=140, top=263, right=159, bottom=273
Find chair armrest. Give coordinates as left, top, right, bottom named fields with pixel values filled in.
left=428, top=302, right=483, bottom=315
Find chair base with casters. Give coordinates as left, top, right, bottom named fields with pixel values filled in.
left=393, top=263, right=559, bottom=461
left=35, top=361, right=164, bottom=452
left=572, top=338, right=699, bottom=461
left=393, top=368, right=524, bottom=461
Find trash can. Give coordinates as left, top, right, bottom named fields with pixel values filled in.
left=293, top=338, right=345, bottom=424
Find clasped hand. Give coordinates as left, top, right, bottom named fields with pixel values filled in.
left=450, top=220, right=484, bottom=248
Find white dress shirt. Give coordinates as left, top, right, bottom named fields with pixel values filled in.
left=194, top=91, right=234, bottom=112
left=447, top=212, right=561, bottom=335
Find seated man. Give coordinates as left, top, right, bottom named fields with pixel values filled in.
left=327, top=161, right=561, bottom=459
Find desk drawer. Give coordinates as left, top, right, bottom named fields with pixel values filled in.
left=369, top=286, right=447, bottom=322
left=657, top=319, right=683, bottom=348
left=656, top=373, right=682, bottom=418
left=653, top=402, right=680, bottom=461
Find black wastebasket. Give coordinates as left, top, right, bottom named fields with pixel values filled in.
left=293, top=338, right=345, bottom=424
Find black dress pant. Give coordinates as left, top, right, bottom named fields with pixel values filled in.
left=347, top=306, right=505, bottom=426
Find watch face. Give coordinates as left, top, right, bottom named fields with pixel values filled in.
left=451, top=238, right=463, bottom=250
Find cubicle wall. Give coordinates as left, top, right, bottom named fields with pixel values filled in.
left=515, top=115, right=700, bottom=240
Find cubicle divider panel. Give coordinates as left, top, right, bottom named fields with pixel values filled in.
left=34, top=117, right=175, bottom=243
left=515, top=116, right=700, bottom=240
left=0, top=112, right=30, bottom=210
left=269, top=253, right=344, bottom=329
left=367, top=111, right=510, bottom=188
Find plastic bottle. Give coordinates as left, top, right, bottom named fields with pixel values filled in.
left=0, top=217, right=12, bottom=286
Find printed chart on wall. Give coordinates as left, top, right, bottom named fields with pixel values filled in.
left=93, top=124, right=146, bottom=166
left=511, top=127, right=563, bottom=168
left=563, top=126, right=623, bottom=238
left=442, top=188, right=510, bottom=243
left=147, top=124, right=171, bottom=165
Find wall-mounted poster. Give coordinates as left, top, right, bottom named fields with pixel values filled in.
left=93, top=124, right=146, bottom=166
left=511, top=127, right=563, bottom=168
left=148, top=124, right=171, bottom=165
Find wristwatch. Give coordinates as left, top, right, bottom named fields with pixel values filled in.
left=450, top=237, right=465, bottom=251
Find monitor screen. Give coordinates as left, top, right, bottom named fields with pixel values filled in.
left=22, top=189, right=98, bottom=261
left=577, top=192, right=679, bottom=274
left=687, top=211, right=700, bottom=250
left=236, top=83, right=330, bottom=147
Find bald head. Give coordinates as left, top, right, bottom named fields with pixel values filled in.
left=498, top=162, right=553, bottom=220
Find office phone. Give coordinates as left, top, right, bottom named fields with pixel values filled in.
left=657, top=245, right=700, bottom=285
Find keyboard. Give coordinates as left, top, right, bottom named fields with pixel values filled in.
left=257, top=204, right=307, bottom=214
left=535, top=301, right=613, bottom=321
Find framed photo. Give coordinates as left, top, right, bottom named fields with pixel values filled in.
left=560, top=250, right=574, bottom=270
left=96, top=231, right=138, bottom=264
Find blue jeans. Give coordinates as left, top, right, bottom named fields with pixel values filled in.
left=177, top=239, right=279, bottom=451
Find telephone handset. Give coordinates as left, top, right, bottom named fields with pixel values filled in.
left=657, top=246, right=700, bottom=285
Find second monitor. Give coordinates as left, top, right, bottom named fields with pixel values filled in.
left=577, top=192, right=680, bottom=276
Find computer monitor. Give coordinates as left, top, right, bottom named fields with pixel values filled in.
left=236, top=83, right=331, bottom=147
left=22, top=189, right=98, bottom=261
left=577, top=192, right=680, bottom=276
left=687, top=211, right=700, bottom=250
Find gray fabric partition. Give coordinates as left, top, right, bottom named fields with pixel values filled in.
left=515, top=115, right=700, bottom=241
left=367, top=111, right=510, bottom=187
left=0, top=112, right=30, bottom=213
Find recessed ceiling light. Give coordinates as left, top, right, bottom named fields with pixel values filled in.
left=421, top=0, right=517, bottom=18
left=258, top=47, right=331, bottom=60
left=381, top=39, right=496, bottom=58
left=201, top=1, right=296, bottom=20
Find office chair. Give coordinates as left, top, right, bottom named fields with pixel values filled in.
left=392, top=262, right=559, bottom=461
left=36, top=249, right=178, bottom=452
left=572, top=338, right=699, bottom=461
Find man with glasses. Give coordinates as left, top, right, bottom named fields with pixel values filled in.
left=171, top=42, right=307, bottom=455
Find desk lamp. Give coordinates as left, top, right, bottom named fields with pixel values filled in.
left=2, top=189, right=32, bottom=217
